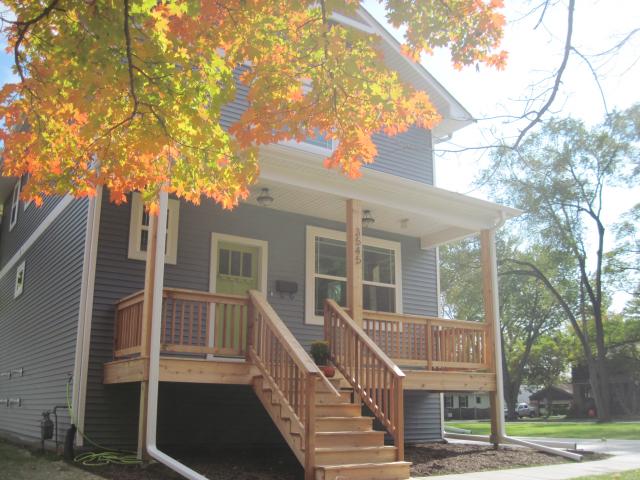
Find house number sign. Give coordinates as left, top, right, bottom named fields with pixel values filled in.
left=355, top=227, right=362, bottom=265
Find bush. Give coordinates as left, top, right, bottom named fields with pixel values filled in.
left=310, top=340, right=330, bottom=365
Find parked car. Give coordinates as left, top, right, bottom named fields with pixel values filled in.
left=516, top=403, right=536, bottom=418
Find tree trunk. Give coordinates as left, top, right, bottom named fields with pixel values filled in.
left=587, top=358, right=611, bottom=421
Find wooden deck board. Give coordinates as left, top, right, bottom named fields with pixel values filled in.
left=403, top=370, right=496, bottom=392
left=103, top=357, right=257, bottom=385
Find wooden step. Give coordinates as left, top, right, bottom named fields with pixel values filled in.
left=315, top=461, right=411, bottom=480
left=315, top=403, right=361, bottom=418
left=315, top=446, right=397, bottom=465
left=315, top=431, right=384, bottom=448
left=316, top=391, right=352, bottom=404
left=316, top=416, right=373, bottom=432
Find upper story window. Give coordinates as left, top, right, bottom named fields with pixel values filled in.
left=305, top=226, right=402, bottom=325
left=128, top=192, right=180, bottom=265
left=14, top=261, right=25, bottom=298
left=303, top=129, right=334, bottom=151
left=9, top=181, right=20, bottom=231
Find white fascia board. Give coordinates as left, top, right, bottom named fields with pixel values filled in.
left=259, top=144, right=521, bottom=232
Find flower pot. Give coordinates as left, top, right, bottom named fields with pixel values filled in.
left=319, top=365, right=335, bottom=378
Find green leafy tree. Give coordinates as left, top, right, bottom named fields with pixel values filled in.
left=440, top=237, right=563, bottom=420
left=484, top=104, right=640, bottom=421
left=525, top=333, right=571, bottom=418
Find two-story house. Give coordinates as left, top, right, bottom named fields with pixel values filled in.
left=0, top=8, right=518, bottom=480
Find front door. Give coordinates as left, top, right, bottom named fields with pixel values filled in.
left=212, top=239, right=261, bottom=356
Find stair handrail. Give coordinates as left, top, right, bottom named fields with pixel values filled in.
left=247, top=290, right=320, bottom=479
left=324, top=299, right=405, bottom=460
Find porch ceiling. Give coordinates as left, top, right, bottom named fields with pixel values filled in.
left=250, top=145, right=521, bottom=249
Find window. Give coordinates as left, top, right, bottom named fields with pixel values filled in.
left=444, top=395, right=453, bottom=408
left=14, top=261, right=25, bottom=298
left=128, top=192, right=180, bottom=265
left=459, top=396, right=468, bottom=408
left=305, top=226, right=402, bottom=325
left=9, top=181, right=20, bottom=231
left=476, top=396, right=482, bottom=405
left=304, top=129, right=334, bottom=150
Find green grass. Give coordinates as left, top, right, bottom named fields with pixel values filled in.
left=445, top=420, right=640, bottom=440
left=573, top=469, right=640, bottom=480
left=0, top=440, right=100, bottom=480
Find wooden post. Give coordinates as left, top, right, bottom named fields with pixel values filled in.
left=137, top=212, right=158, bottom=459
left=304, top=373, right=317, bottom=480
left=480, top=229, right=505, bottom=446
left=395, top=376, right=405, bottom=461
left=346, top=199, right=363, bottom=326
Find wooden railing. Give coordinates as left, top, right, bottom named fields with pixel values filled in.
left=363, top=310, right=490, bottom=371
left=247, top=290, right=319, bottom=477
left=113, top=288, right=250, bottom=359
left=325, top=300, right=405, bottom=460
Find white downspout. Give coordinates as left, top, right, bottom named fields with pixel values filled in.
left=145, top=191, right=209, bottom=480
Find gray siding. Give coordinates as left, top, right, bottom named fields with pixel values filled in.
left=404, top=391, right=442, bottom=444
left=86, top=192, right=440, bottom=447
left=0, top=176, right=67, bottom=269
left=0, top=198, right=87, bottom=444
left=219, top=71, right=434, bottom=185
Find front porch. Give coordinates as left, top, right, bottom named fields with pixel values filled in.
left=105, top=287, right=497, bottom=393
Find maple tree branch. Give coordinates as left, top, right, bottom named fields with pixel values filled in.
left=13, top=0, right=60, bottom=83
left=570, top=47, right=609, bottom=115
left=513, top=0, right=575, bottom=148
left=123, top=0, right=139, bottom=119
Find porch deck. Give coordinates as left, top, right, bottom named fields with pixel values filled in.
left=104, top=287, right=496, bottom=392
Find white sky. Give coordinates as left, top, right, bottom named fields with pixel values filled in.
left=365, top=0, right=640, bottom=311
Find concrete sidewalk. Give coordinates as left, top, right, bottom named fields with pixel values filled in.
left=411, top=439, right=640, bottom=480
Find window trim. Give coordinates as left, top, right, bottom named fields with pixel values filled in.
left=127, top=192, right=180, bottom=265
left=305, top=225, right=402, bottom=325
left=14, top=261, right=25, bottom=298
left=9, top=181, right=20, bottom=231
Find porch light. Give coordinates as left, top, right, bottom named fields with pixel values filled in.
left=257, top=188, right=274, bottom=207
left=362, top=209, right=375, bottom=227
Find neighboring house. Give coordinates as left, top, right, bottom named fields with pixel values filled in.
left=529, top=385, right=573, bottom=416
left=0, top=8, right=519, bottom=480
left=444, top=393, right=491, bottom=420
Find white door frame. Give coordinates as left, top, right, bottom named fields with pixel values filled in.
left=208, top=233, right=268, bottom=359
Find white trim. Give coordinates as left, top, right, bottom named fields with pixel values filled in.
left=209, top=233, right=268, bottom=353
left=71, top=187, right=103, bottom=447
left=13, top=261, right=25, bottom=298
left=305, top=225, right=403, bottom=325
left=128, top=192, right=179, bottom=265
left=9, top=181, right=20, bottom=231
left=0, top=196, right=74, bottom=281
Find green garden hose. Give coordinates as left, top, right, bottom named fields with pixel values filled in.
left=65, top=378, right=142, bottom=467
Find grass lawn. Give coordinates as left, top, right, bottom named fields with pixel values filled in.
left=0, top=440, right=100, bottom=480
left=445, top=420, right=640, bottom=440
left=573, top=469, right=640, bottom=479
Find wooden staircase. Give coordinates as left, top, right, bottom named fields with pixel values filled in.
left=246, top=291, right=409, bottom=480
left=253, top=373, right=410, bottom=480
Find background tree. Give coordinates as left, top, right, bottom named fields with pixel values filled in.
left=484, top=104, right=640, bottom=421
left=525, top=333, right=571, bottom=418
left=440, top=236, right=564, bottom=420
left=0, top=0, right=506, bottom=209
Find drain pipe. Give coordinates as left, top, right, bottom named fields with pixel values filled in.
left=145, top=191, right=209, bottom=480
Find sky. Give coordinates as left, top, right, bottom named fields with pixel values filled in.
left=365, top=0, right=640, bottom=311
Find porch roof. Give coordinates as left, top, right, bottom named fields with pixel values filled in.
left=252, top=145, right=521, bottom=249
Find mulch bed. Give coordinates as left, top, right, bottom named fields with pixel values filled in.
left=81, top=442, right=606, bottom=479
left=407, top=442, right=607, bottom=477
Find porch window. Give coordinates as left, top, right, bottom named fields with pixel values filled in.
left=128, top=192, right=180, bottom=265
left=9, top=181, right=20, bottom=231
left=306, top=226, right=402, bottom=325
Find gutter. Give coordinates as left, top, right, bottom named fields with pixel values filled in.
left=145, top=191, right=209, bottom=480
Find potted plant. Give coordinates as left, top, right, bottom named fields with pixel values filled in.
left=310, top=340, right=335, bottom=378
